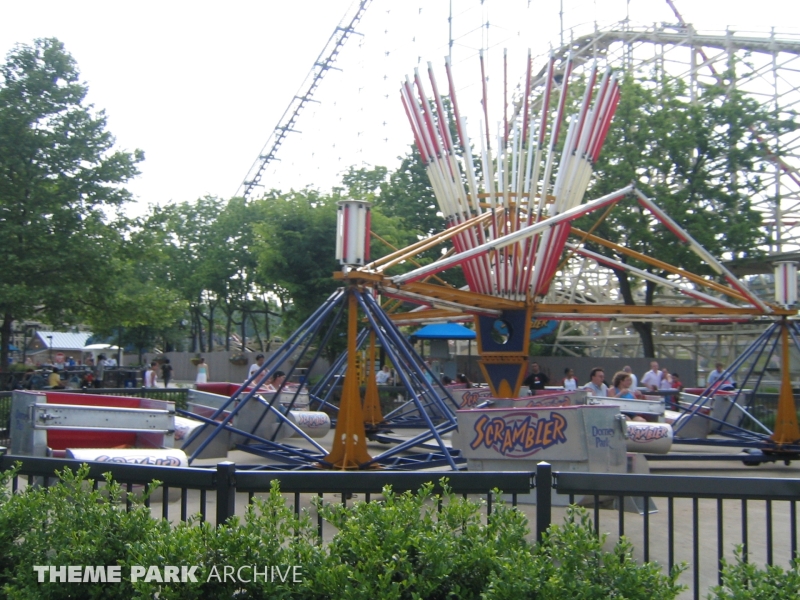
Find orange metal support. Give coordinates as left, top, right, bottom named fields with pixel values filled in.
left=324, top=290, right=373, bottom=469
left=474, top=306, right=533, bottom=398
left=771, top=320, right=800, bottom=445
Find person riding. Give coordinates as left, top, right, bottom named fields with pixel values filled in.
left=610, top=371, right=635, bottom=399
left=583, top=367, right=608, bottom=397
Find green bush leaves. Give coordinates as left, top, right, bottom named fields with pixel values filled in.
left=0, top=467, right=686, bottom=599
left=710, top=546, right=800, bottom=600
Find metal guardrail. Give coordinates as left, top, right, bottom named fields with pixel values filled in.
left=540, top=467, right=800, bottom=600
left=1, top=456, right=798, bottom=599
left=0, top=454, right=532, bottom=528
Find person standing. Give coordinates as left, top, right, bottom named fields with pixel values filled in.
left=423, top=359, right=435, bottom=384
left=375, top=365, right=392, bottom=385
left=83, top=357, right=96, bottom=388
left=707, top=362, right=735, bottom=390
left=641, top=361, right=662, bottom=391
left=248, top=354, right=268, bottom=387
left=144, top=361, right=158, bottom=388
left=94, top=354, right=105, bottom=388
left=161, top=359, right=173, bottom=388
left=562, top=368, right=578, bottom=390
left=658, top=368, right=674, bottom=390
left=671, top=372, right=683, bottom=391
left=196, top=357, right=209, bottom=384
left=523, top=362, right=550, bottom=393
left=248, top=354, right=264, bottom=378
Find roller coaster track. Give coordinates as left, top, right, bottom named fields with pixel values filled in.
left=235, top=0, right=371, bottom=201
left=541, top=22, right=800, bottom=251
left=532, top=21, right=800, bottom=365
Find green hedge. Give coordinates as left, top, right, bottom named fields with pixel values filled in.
left=709, top=546, right=800, bottom=599
left=0, top=465, right=686, bottom=599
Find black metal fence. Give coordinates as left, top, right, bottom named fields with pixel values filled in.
left=1, top=454, right=798, bottom=599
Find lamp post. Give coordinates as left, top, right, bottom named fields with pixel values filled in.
left=47, top=335, right=53, bottom=363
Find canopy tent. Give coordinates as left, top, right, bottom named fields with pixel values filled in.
left=409, top=323, right=476, bottom=381
left=82, top=344, right=122, bottom=351
left=83, top=344, right=123, bottom=367
left=409, top=323, right=476, bottom=341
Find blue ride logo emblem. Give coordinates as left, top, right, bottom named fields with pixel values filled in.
left=469, top=412, right=568, bottom=458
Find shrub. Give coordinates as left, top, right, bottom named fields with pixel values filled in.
left=0, top=467, right=686, bottom=599
left=530, top=506, right=685, bottom=599
left=123, top=480, right=322, bottom=599
left=310, top=482, right=531, bottom=600
left=305, top=484, right=684, bottom=600
left=709, top=546, right=800, bottom=599
left=0, top=464, right=161, bottom=598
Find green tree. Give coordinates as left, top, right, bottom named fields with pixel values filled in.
left=83, top=260, right=188, bottom=360
left=136, top=196, right=228, bottom=353
left=578, top=71, right=795, bottom=356
left=0, top=38, right=143, bottom=368
left=376, top=147, right=442, bottom=239
left=252, top=189, right=341, bottom=338
left=205, top=196, right=263, bottom=351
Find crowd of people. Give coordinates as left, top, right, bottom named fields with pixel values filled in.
left=369, top=358, right=730, bottom=400
left=15, top=353, right=125, bottom=390
left=512, top=360, right=731, bottom=399
left=18, top=351, right=737, bottom=396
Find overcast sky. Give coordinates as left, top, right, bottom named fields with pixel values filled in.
left=1, top=0, right=798, bottom=215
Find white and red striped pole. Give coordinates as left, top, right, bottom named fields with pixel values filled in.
left=336, top=200, right=371, bottom=267
left=774, top=261, right=797, bottom=309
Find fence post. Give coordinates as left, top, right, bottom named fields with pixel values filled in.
left=216, top=461, right=236, bottom=526
left=536, top=461, right=552, bottom=543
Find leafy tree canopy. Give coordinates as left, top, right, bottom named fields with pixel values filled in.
left=0, top=38, right=143, bottom=366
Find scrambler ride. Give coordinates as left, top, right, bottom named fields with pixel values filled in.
left=178, top=51, right=799, bottom=473
left=9, top=51, right=797, bottom=476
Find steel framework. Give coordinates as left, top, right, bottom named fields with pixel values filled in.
left=537, top=21, right=800, bottom=371
left=543, top=22, right=800, bottom=250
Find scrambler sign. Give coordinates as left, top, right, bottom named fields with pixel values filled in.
left=454, top=405, right=626, bottom=466
left=469, top=412, right=568, bottom=457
